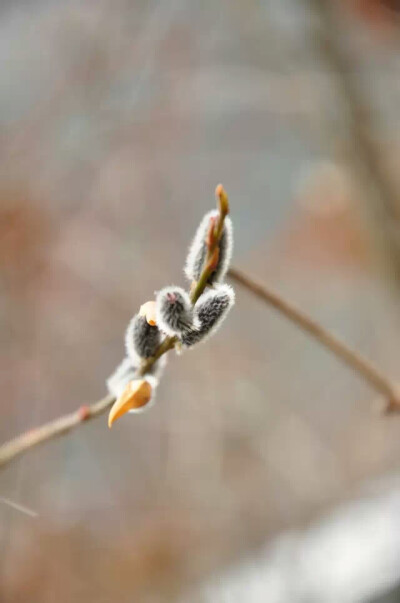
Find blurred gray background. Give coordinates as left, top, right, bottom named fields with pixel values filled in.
left=2, top=1, right=400, bottom=601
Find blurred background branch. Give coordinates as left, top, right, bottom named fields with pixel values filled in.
left=229, top=267, right=400, bottom=409
left=305, top=0, right=400, bottom=286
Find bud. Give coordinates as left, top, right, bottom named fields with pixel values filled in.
left=155, top=286, right=196, bottom=337
left=181, top=284, right=235, bottom=347
left=78, top=405, right=91, bottom=421
left=215, top=183, right=229, bottom=216
left=139, top=300, right=157, bottom=326
left=108, top=379, right=153, bottom=427
left=184, top=210, right=233, bottom=285
left=107, top=356, right=166, bottom=400
left=125, top=313, right=161, bottom=363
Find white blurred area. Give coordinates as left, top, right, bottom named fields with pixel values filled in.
left=195, top=478, right=400, bottom=603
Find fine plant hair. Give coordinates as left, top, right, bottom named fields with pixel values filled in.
left=182, top=284, right=235, bottom=347
left=155, top=286, right=197, bottom=337
left=185, top=209, right=233, bottom=285
left=155, top=284, right=234, bottom=347
left=125, top=314, right=162, bottom=362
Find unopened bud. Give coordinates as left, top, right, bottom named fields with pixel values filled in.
left=155, top=286, right=194, bottom=337
left=139, top=300, right=157, bottom=326
left=215, top=184, right=229, bottom=216
left=78, top=405, right=91, bottom=421
left=108, top=379, right=153, bottom=427
left=126, top=313, right=161, bottom=362
left=181, top=284, right=235, bottom=347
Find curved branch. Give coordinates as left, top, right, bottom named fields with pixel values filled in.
left=228, top=267, right=400, bottom=410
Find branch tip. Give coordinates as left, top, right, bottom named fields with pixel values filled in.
left=215, top=183, right=229, bottom=216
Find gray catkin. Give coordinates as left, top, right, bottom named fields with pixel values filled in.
left=181, top=284, right=235, bottom=347
left=184, top=210, right=233, bottom=285
left=125, top=314, right=161, bottom=362
left=155, top=286, right=196, bottom=337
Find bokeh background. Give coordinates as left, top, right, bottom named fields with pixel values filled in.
left=2, top=1, right=400, bottom=601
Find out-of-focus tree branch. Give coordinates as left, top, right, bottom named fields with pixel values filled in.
left=229, top=267, right=400, bottom=411
left=305, top=0, right=400, bottom=284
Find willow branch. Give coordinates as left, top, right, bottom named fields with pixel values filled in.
left=228, top=267, right=400, bottom=411
left=0, top=186, right=230, bottom=469
left=2, top=191, right=400, bottom=469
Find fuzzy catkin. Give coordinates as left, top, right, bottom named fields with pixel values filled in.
left=125, top=314, right=161, bottom=362
left=155, top=286, right=197, bottom=337
left=182, top=284, right=235, bottom=347
left=184, top=210, right=233, bottom=285
left=107, top=355, right=166, bottom=399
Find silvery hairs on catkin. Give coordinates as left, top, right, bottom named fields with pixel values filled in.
left=125, top=314, right=161, bottom=363
left=155, top=286, right=197, bottom=337
left=156, top=283, right=235, bottom=347
left=184, top=209, right=233, bottom=285
left=107, top=199, right=234, bottom=408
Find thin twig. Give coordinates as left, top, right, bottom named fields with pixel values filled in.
left=0, top=394, right=115, bottom=469
left=228, top=267, right=400, bottom=410
left=0, top=496, right=38, bottom=517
